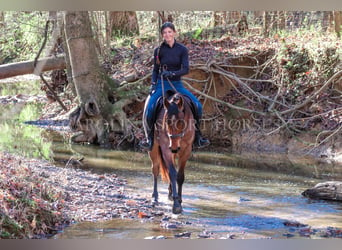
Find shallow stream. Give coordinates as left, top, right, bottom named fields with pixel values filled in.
left=0, top=79, right=341, bottom=239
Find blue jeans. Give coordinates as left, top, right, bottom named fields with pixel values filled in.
left=143, top=80, right=203, bottom=133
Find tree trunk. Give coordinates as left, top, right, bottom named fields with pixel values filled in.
left=213, top=11, right=226, bottom=27
left=63, top=11, right=116, bottom=145
left=109, top=11, right=139, bottom=37
left=334, top=11, right=342, bottom=38
left=263, top=11, right=271, bottom=37
left=157, top=11, right=173, bottom=24
left=104, top=11, right=111, bottom=50
left=322, top=11, right=333, bottom=32
left=0, top=11, right=4, bottom=28
left=90, top=11, right=104, bottom=56
left=0, top=56, right=66, bottom=79
left=278, top=11, right=286, bottom=30
left=59, top=12, right=75, bottom=96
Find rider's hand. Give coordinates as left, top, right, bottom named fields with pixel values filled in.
left=161, top=71, right=175, bottom=78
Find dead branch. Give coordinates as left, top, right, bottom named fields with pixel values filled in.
left=0, top=56, right=66, bottom=79
left=183, top=78, right=266, bottom=115
left=281, top=70, right=342, bottom=115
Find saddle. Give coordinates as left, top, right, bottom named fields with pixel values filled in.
left=152, top=90, right=197, bottom=124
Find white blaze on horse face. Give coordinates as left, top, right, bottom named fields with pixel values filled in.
left=168, top=115, right=182, bottom=152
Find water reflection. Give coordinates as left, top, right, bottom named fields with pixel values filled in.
left=0, top=102, right=52, bottom=159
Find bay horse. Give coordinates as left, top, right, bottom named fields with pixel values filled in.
left=148, top=92, right=195, bottom=214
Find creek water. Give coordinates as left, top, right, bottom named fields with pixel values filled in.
left=0, top=79, right=342, bottom=239
left=51, top=144, right=342, bottom=239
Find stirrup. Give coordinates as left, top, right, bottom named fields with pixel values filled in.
left=194, top=137, right=210, bottom=148
left=140, top=139, right=153, bottom=151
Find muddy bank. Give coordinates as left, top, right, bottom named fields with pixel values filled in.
left=230, top=129, right=342, bottom=163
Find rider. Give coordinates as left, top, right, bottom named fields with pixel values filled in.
left=140, top=22, right=210, bottom=151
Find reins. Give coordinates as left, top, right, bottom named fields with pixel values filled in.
left=159, top=66, right=186, bottom=140
left=161, top=64, right=178, bottom=108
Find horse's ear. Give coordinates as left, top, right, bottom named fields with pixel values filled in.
left=163, top=97, right=169, bottom=109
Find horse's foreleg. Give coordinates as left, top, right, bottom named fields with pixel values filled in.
left=177, top=168, right=185, bottom=204
left=168, top=184, right=172, bottom=201
left=177, top=149, right=191, bottom=205
left=169, top=164, right=182, bottom=214
left=152, top=164, right=159, bottom=205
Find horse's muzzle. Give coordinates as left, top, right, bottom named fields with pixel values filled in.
left=170, top=147, right=180, bottom=154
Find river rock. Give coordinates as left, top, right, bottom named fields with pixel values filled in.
left=174, top=231, right=191, bottom=238
left=302, top=181, right=342, bottom=201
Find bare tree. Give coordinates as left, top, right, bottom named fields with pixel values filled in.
left=213, top=11, right=226, bottom=27
left=278, top=11, right=286, bottom=30
left=0, top=11, right=4, bottom=28
left=334, top=11, right=342, bottom=37
left=63, top=11, right=117, bottom=145
left=322, top=11, right=334, bottom=32
left=263, top=11, right=271, bottom=37
left=109, top=11, right=139, bottom=37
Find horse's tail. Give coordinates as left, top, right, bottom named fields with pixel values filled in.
left=159, top=147, right=170, bottom=183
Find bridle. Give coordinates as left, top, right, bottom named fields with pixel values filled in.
left=160, top=65, right=186, bottom=149
left=168, top=131, right=185, bottom=139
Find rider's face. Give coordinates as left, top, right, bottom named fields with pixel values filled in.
left=162, top=27, right=176, bottom=44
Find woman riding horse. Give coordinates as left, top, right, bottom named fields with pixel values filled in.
left=140, top=22, right=210, bottom=151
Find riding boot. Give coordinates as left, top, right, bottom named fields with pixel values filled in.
left=140, top=130, right=154, bottom=151
left=140, top=114, right=155, bottom=151
left=194, top=118, right=210, bottom=148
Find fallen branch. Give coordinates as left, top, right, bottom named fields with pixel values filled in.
left=0, top=55, right=66, bottom=79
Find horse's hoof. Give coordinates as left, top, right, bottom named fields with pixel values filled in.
left=168, top=195, right=173, bottom=201
left=172, top=205, right=182, bottom=214
left=152, top=200, right=159, bottom=207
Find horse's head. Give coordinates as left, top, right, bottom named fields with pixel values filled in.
left=164, top=93, right=186, bottom=153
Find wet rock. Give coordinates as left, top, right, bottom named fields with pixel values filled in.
left=227, top=234, right=237, bottom=239
left=302, top=181, right=342, bottom=201
left=283, top=233, right=295, bottom=238
left=197, top=230, right=213, bottom=238
left=161, top=216, right=171, bottom=221
left=298, top=227, right=313, bottom=237
left=174, top=231, right=192, bottom=238
left=320, top=227, right=342, bottom=238
left=152, top=211, right=164, bottom=217
left=238, top=197, right=252, bottom=203
left=283, top=220, right=307, bottom=227
left=160, top=221, right=178, bottom=229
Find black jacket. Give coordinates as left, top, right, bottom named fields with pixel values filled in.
left=151, top=40, right=189, bottom=83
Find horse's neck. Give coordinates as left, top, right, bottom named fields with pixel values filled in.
left=183, top=100, right=194, bottom=120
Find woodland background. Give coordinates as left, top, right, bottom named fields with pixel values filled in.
left=0, top=11, right=341, bottom=156
left=0, top=10, right=341, bottom=239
